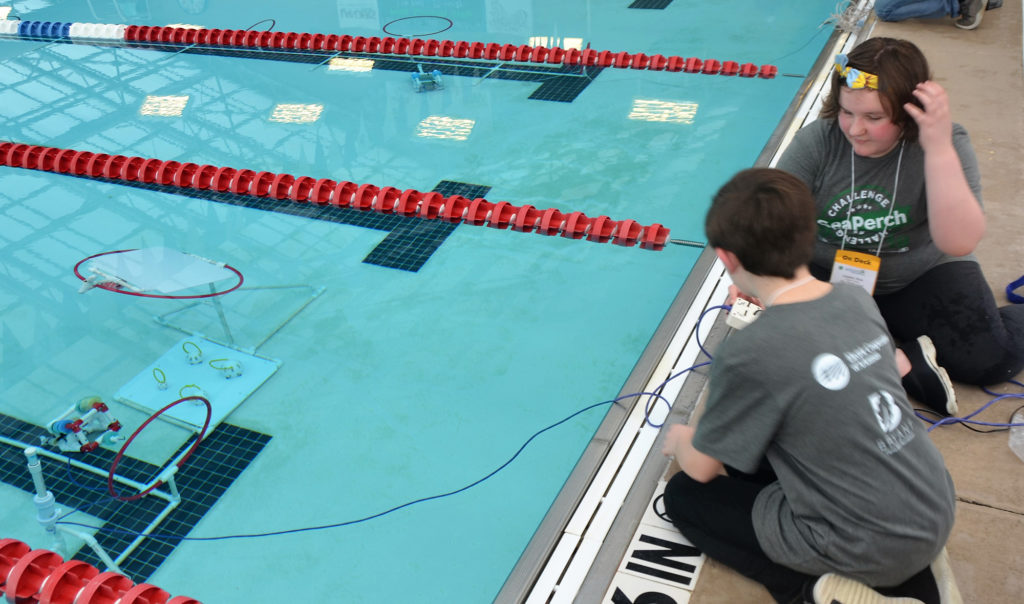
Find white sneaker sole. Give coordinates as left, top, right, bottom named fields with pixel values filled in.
left=916, top=335, right=958, bottom=415
left=813, top=573, right=923, bottom=603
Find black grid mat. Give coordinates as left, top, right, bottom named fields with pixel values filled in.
left=0, top=412, right=270, bottom=582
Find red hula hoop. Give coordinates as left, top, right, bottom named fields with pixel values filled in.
left=73, top=249, right=244, bottom=299
left=107, top=395, right=213, bottom=502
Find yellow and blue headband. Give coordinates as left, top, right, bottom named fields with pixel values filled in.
left=834, top=54, right=878, bottom=90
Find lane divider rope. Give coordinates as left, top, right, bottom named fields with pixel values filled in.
left=0, top=538, right=201, bottom=604
left=0, top=19, right=778, bottom=78
left=0, top=142, right=671, bottom=250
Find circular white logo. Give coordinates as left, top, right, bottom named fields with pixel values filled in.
left=812, top=353, right=850, bottom=390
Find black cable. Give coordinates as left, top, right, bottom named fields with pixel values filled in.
left=244, top=19, right=275, bottom=32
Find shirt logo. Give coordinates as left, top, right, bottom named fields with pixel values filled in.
left=819, top=187, right=911, bottom=250
left=869, top=390, right=901, bottom=432
left=812, top=353, right=850, bottom=391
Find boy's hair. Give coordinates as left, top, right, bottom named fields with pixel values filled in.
left=820, top=37, right=931, bottom=143
left=705, top=168, right=816, bottom=278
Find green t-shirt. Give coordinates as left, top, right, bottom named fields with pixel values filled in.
left=776, top=118, right=982, bottom=295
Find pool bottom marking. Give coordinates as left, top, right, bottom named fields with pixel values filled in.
left=0, top=412, right=271, bottom=582
left=628, top=0, right=676, bottom=9
left=68, top=175, right=487, bottom=273
left=363, top=180, right=491, bottom=271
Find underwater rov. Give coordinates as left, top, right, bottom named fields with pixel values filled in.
left=411, top=63, right=443, bottom=92
left=41, top=396, right=124, bottom=453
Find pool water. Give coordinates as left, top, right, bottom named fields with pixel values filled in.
left=0, top=1, right=840, bottom=601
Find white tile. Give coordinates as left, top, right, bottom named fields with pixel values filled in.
left=616, top=524, right=705, bottom=593
left=639, top=480, right=678, bottom=533
left=602, top=570, right=693, bottom=604
left=524, top=533, right=579, bottom=604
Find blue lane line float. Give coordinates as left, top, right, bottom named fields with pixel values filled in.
left=0, top=19, right=126, bottom=40
left=13, top=20, right=73, bottom=39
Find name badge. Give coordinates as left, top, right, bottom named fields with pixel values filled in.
left=831, top=249, right=881, bottom=295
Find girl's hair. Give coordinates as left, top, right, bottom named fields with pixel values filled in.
left=705, top=168, right=816, bottom=279
left=820, top=37, right=931, bottom=143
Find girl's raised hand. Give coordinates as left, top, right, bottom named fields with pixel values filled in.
left=904, top=80, right=953, bottom=153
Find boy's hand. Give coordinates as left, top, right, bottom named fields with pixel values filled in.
left=727, top=284, right=762, bottom=308
left=661, top=424, right=695, bottom=458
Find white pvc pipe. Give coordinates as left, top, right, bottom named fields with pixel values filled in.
left=0, top=434, right=173, bottom=501
left=113, top=498, right=180, bottom=566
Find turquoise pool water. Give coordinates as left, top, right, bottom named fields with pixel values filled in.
left=0, top=1, right=839, bottom=601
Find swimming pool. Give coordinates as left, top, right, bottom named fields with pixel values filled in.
left=0, top=1, right=843, bottom=601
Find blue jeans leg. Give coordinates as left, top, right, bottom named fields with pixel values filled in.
left=874, top=0, right=959, bottom=21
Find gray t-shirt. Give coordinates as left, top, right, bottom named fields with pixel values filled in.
left=776, top=119, right=982, bottom=294
left=693, top=284, right=955, bottom=585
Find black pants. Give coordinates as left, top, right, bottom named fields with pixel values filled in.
left=663, top=467, right=942, bottom=604
left=662, top=466, right=814, bottom=603
left=812, top=261, right=1024, bottom=384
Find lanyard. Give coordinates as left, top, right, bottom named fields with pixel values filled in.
left=842, top=140, right=905, bottom=255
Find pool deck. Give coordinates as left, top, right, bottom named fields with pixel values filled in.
left=644, top=5, right=1024, bottom=604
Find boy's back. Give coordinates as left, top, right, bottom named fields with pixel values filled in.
left=695, top=283, right=955, bottom=585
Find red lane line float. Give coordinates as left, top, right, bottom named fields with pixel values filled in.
left=101, top=22, right=782, bottom=80
left=739, top=62, right=759, bottom=77
left=270, top=173, right=294, bottom=199
left=640, top=223, right=670, bottom=251
left=562, top=212, right=591, bottom=240
left=39, top=559, right=99, bottom=604
left=353, top=183, right=378, bottom=210
left=441, top=195, right=470, bottom=223
left=210, top=166, right=235, bottom=191
left=5, top=144, right=670, bottom=250
left=487, top=201, right=515, bottom=229
left=118, top=582, right=170, bottom=604
left=512, top=204, right=541, bottom=232
left=0, top=539, right=201, bottom=604
left=0, top=538, right=32, bottom=591
left=4, top=548, right=63, bottom=603
left=155, top=160, right=180, bottom=186
left=76, top=571, right=135, bottom=604
left=418, top=191, right=445, bottom=219
left=395, top=189, right=421, bottom=216
left=587, top=215, right=616, bottom=243
left=291, top=176, right=316, bottom=202
left=194, top=165, right=218, bottom=189
left=310, top=178, right=337, bottom=204
left=538, top=208, right=565, bottom=236
left=140, top=158, right=163, bottom=183
left=613, top=218, right=643, bottom=247
left=331, top=181, right=358, bottom=208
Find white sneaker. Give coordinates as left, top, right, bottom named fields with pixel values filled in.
left=812, top=573, right=923, bottom=604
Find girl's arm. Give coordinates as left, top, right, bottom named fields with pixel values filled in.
left=905, top=81, right=986, bottom=256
